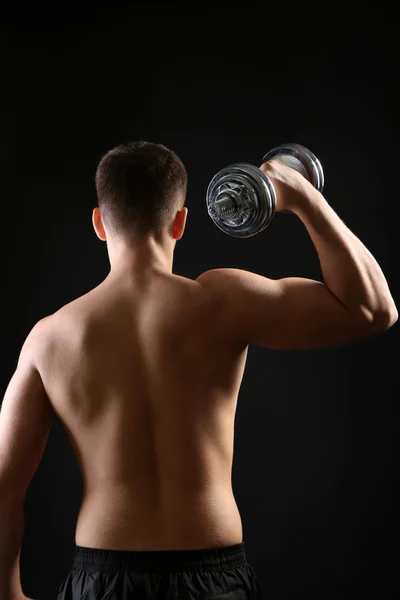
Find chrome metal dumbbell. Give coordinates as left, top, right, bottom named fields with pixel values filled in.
left=206, top=143, right=324, bottom=238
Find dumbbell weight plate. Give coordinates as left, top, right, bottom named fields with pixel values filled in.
left=206, top=162, right=277, bottom=238
left=262, top=142, right=324, bottom=193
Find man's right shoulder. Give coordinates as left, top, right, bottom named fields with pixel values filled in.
left=196, top=268, right=242, bottom=284
left=195, top=268, right=247, bottom=317
left=196, top=268, right=248, bottom=295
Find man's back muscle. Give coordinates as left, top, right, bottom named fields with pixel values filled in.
left=39, top=272, right=248, bottom=550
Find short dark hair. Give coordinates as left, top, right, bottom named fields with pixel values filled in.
left=95, top=141, right=188, bottom=244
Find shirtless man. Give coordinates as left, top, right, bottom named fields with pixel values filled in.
left=0, top=141, right=397, bottom=600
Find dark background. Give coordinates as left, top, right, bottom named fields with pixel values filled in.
left=1, top=17, right=397, bottom=599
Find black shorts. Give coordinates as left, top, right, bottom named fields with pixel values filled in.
left=57, top=542, right=261, bottom=599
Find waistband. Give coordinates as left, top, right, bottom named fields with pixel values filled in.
left=72, top=542, right=247, bottom=573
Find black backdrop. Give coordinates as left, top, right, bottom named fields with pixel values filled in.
left=1, top=18, right=397, bottom=599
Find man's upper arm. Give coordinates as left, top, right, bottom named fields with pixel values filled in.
left=0, top=319, right=54, bottom=501
left=197, top=268, right=382, bottom=350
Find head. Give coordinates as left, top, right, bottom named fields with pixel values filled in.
left=93, top=141, right=188, bottom=274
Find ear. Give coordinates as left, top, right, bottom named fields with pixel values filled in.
left=92, top=207, right=107, bottom=241
left=173, top=207, right=188, bottom=241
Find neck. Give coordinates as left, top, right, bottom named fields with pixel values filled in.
left=107, top=236, right=175, bottom=277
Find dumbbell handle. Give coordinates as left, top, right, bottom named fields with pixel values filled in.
left=262, top=143, right=324, bottom=193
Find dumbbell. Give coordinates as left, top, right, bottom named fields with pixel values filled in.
left=206, top=143, right=324, bottom=238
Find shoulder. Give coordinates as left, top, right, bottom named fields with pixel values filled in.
left=196, top=268, right=231, bottom=281
left=195, top=269, right=243, bottom=325
left=17, top=316, right=53, bottom=370
left=21, top=302, right=78, bottom=357
left=196, top=268, right=247, bottom=284
left=20, top=305, right=80, bottom=374
left=23, top=316, right=52, bottom=347
left=20, top=288, right=105, bottom=368
left=196, top=268, right=249, bottom=297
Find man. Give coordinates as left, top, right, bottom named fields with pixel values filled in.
left=0, top=141, right=397, bottom=599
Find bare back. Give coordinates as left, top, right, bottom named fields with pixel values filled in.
left=39, top=272, right=248, bottom=551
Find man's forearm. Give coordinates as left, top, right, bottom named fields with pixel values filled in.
left=292, top=190, right=398, bottom=322
left=0, top=498, right=24, bottom=599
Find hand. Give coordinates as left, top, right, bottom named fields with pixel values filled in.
left=259, top=158, right=320, bottom=213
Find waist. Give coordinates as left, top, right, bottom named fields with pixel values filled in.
left=72, top=541, right=247, bottom=573
left=75, top=484, right=243, bottom=551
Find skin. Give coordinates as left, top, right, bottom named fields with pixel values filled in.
left=2, top=165, right=397, bottom=594
left=42, top=204, right=247, bottom=550
left=0, top=200, right=246, bottom=598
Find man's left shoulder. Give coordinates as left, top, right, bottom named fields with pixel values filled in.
left=20, top=315, right=55, bottom=364
left=30, top=314, right=55, bottom=339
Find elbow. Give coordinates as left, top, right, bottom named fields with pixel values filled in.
left=373, top=305, right=398, bottom=331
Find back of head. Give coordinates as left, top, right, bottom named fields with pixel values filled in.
left=95, top=141, right=188, bottom=245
